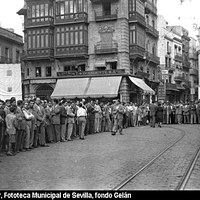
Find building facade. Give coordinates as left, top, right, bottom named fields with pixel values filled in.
left=157, top=15, right=194, bottom=103
left=0, top=27, right=23, bottom=64
left=189, top=37, right=198, bottom=102
left=18, top=0, right=159, bottom=103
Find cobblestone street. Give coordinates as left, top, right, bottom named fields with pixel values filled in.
left=1, top=124, right=200, bottom=190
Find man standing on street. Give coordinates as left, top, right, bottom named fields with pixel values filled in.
left=149, top=101, right=157, bottom=128
left=111, top=100, right=124, bottom=135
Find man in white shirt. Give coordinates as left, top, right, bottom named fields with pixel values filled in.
left=77, top=103, right=87, bottom=140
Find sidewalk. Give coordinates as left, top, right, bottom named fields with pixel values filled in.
left=0, top=125, right=183, bottom=190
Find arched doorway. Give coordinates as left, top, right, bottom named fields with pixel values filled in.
left=36, top=85, right=54, bottom=100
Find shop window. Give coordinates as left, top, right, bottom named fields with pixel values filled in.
left=36, top=67, right=41, bottom=77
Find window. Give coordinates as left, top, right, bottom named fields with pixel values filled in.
left=16, top=50, right=20, bottom=63
left=27, top=68, right=30, bottom=76
left=55, top=0, right=88, bottom=19
left=137, top=26, right=145, bottom=48
left=27, top=2, right=52, bottom=23
left=7, top=87, right=12, bottom=92
left=7, top=70, right=12, bottom=76
left=36, top=67, right=41, bottom=77
left=56, top=25, right=87, bottom=46
left=136, top=0, right=144, bottom=16
left=27, top=28, right=52, bottom=49
left=152, top=70, right=155, bottom=80
left=64, top=66, right=77, bottom=71
left=129, top=0, right=135, bottom=12
left=103, top=2, right=111, bottom=16
left=46, top=66, right=52, bottom=77
left=130, top=25, right=136, bottom=44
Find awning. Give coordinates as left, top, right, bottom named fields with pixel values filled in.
left=85, top=76, right=122, bottom=98
left=51, top=78, right=89, bottom=99
left=129, top=76, right=155, bottom=95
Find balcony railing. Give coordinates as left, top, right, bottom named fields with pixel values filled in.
left=55, top=12, right=88, bottom=24
left=146, top=24, right=159, bottom=38
left=129, top=44, right=145, bottom=59
left=166, top=83, right=177, bottom=91
left=174, top=74, right=184, bottom=82
left=0, top=56, right=13, bottom=64
left=146, top=52, right=160, bottom=64
left=95, top=9, right=118, bottom=22
left=174, top=54, right=182, bottom=62
left=26, top=16, right=54, bottom=28
left=145, top=0, right=157, bottom=15
left=24, top=48, right=54, bottom=60
left=129, top=12, right=146, bottom=27
left=95, top=43, right=118, bottom=54
left=135, top=71, right=150, bottom=79
left=55, top=45, right=88, bottom=58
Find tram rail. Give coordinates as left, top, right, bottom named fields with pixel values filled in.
left=112, top=126, right=186, bottom=190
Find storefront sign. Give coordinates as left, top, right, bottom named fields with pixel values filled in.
left=57, top=69, right=126, bottom=77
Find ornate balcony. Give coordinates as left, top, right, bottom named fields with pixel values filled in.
left=146, top=24, right=159, bottom=38
left=55, top=45, right=88, bottom=58
left=129, top=44, right=145, bottom=59
left=23, top=48, right=54, bottom=60
left=95, top=9, right=118, bottom=22
left=146, top=52, right=160, bottom=65
left=174, top=54, right=182, bottom=62
left=26, top=16, right=54, bottom=28
left=129, top=12, right=146, bottom=27
left=166, top=83, right=178, bottom=91
left=95, top=43, right=118, bottom=54
left=145, top=0, right=157, bottom=15
left=55, top=12, right=88, bottom=25
left=135, top=71, right=150, bottom=79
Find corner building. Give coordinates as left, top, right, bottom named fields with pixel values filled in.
left=18, top=0, right=159, bottom=103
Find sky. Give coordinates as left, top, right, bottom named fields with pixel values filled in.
left=0, top=0, right=200, bottom=39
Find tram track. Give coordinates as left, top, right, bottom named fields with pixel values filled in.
left=176, top=145, right=200, bottom=190
left=112, top=126, right=187, bottom=190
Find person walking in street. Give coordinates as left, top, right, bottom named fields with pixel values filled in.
left=77, top=103, right=87, bottom=140
left=94, top=100, right=101, bottom=133
left=156, top=102, right=164, bottom=128
left=149, top=101, right=157, bottom=128
left=111, top=100, right=124, bottom=135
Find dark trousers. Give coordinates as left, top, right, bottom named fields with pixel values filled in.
left=150, top=115, right=156, bottom=127
left=15, top=129, right=25, bottom=151
left=53, top=124, right=61, bottom=142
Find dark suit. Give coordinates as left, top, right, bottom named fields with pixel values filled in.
left=52, top=104, right=61, bottom=142
left=149, top=103, right=157, bottom=127
left=33, top=104, right=46, bottom=146
left=60, top=105, right=67, bottom=141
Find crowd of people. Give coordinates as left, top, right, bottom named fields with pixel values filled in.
left=0, top=96, right=200, bottom=158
